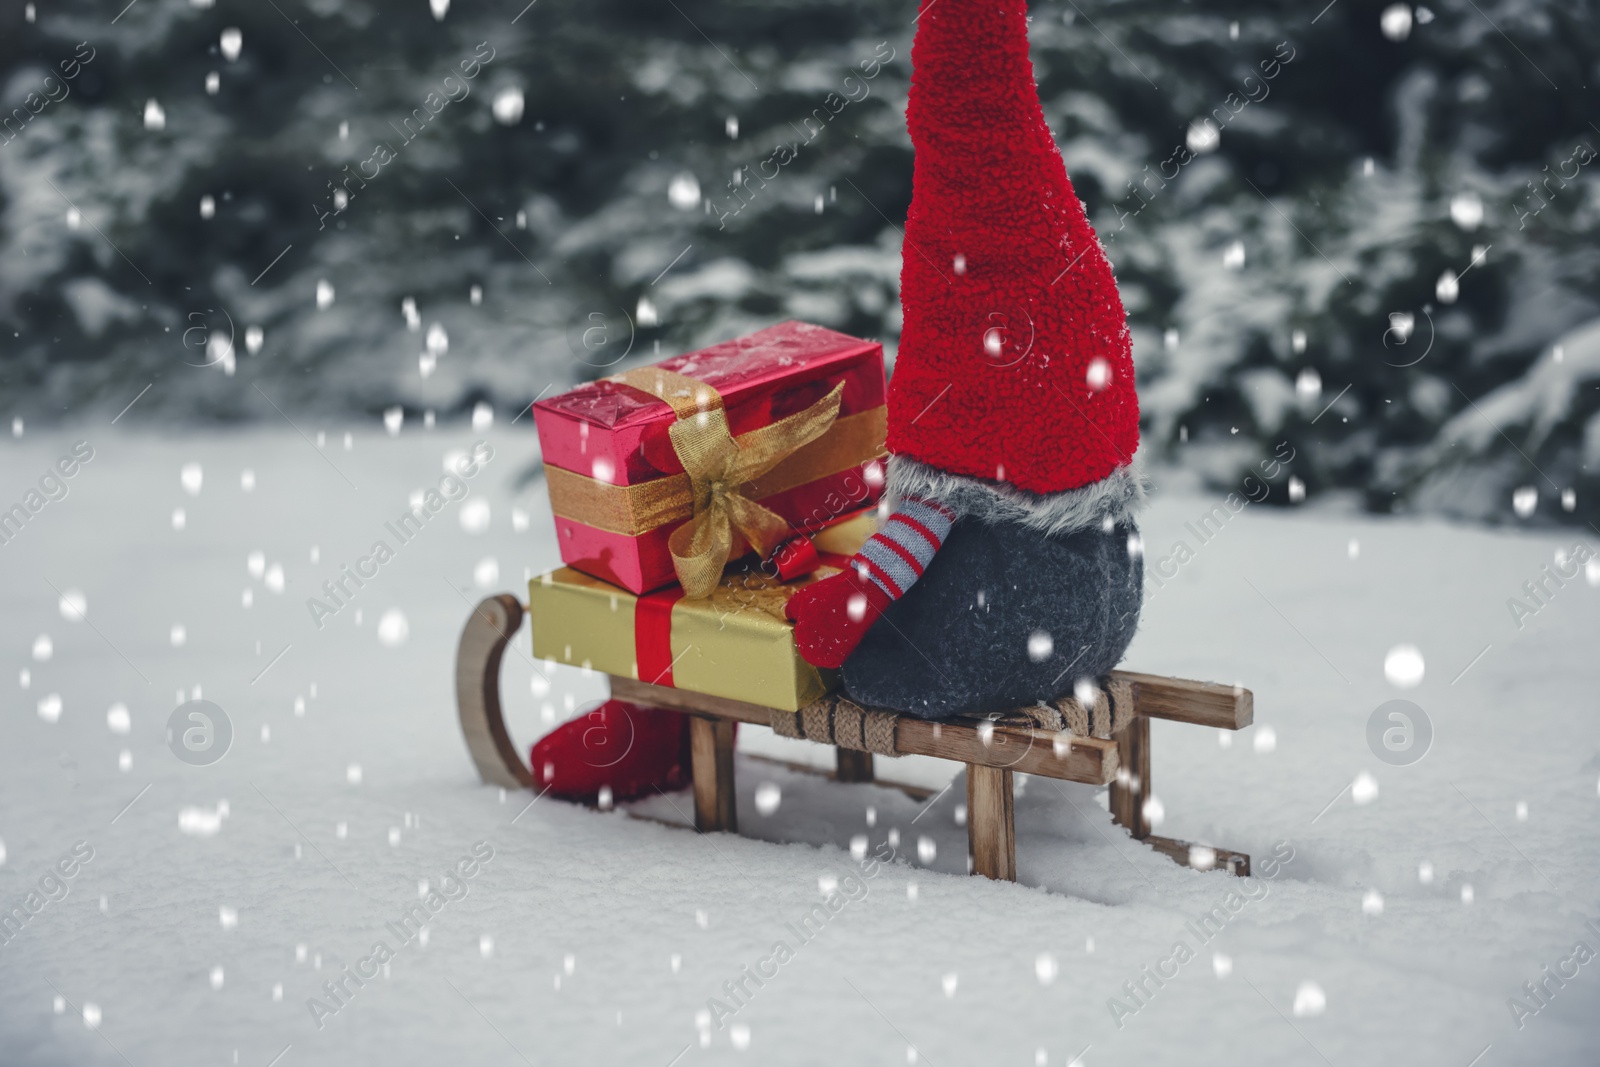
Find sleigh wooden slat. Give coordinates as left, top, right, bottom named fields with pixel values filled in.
left=609, top=674, right=1120, bottom=786
left=456, top=595, right=1253, bottom=887
left=1111, top=670, right=1252, bottom=730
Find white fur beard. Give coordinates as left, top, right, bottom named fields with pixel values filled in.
left=884, top=453, right=1146, bottom=537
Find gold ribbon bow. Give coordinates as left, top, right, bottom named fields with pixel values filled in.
left=609, top=367, right=845, bottom=599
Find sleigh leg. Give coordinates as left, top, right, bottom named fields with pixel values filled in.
left=1110, top=716, right=1250, bottom=876
left=1110, top=716, right=1151, bottom=839
left=835, top=748, right=875, bottom=783
left=690, top=717, right=738, bottom=833
left=967, top=764, right=1016, bottom=881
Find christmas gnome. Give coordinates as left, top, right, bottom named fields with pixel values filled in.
left=783, top=0, right=1144, bottom=716
left=529, top=0, right=1143, bottom=798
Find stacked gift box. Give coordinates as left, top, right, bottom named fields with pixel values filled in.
left=527, top=321, right=889, bottom=711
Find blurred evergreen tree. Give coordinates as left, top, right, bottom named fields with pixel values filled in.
left=0, top=0, right=1596, bottom=524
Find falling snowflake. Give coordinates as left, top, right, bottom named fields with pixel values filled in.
left=377, top=609, right=409, bottom=648
left=459, top=499, right=491, bottom=534
left=1295, top=367, right=1321, bottom=403
left=492, top=87, right=525, bottom=126
left=1383, top=645, right=1425, bottom=689
left=58, top=589, right=87, bottom=620
left=1292, top=980, right=1326, bottom=1017
left=1035, top=953, right=1058, bottom=985
left=668, top=173, right=701, bottom=210
left=1186, top=118, right=1220, bottom=153
left=425, top=323, right=449, bottom=358
left=1352, top=771, right=1379, bottom=805
left=178, top=805, right=225, bottom=837
left=1086, top=358, right=1111, bottom=391
left=1142, top=795, right=1165, bottom=828
left=1449, top=192, right=1483, bottom=230
left=1380, top=4, right=1413, bottom=41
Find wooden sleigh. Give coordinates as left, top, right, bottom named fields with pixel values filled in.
left=456, top=594, right=1254, bottom=881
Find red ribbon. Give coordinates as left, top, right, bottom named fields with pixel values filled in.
left=632, top=551, right=854, bottom=690
left=635, top=585, right=685, bottom=687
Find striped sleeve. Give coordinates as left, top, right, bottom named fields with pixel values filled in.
left=850, top=495, right=953, bottom=601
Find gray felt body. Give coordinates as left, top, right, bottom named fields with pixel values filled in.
left=841, top=516, right=1145, bottom=719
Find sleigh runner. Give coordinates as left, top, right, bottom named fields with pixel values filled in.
left=455, top=592, right=1253, bottom=882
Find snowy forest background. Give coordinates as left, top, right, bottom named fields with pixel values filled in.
left=2, top=0, right=1599, bottom=526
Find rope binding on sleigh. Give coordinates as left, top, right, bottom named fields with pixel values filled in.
left=770, top=695, right=900, bottom=756
left=770, top=674, right=1136, bottom=755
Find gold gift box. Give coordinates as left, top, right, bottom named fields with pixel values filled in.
left=529, top=512, right=876, bottom=712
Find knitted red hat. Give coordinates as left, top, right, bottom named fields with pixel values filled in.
left=888, top=0, right=1139, bottom=496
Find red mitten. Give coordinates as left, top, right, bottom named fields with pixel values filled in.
left=784, top=568, right=897, bottom=669
left=530, top=700, right=697, bottom=801
left=785, top=496, right=956, bottom=668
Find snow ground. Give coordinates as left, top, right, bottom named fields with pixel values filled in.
left=1, top=424, right=1598, bottom=1067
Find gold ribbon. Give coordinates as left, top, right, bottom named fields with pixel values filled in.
left=543, top=407, right=886, bottom=537
left=608, top=367, right=846, bottom=598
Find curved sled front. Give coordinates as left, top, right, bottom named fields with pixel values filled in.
left=455, top=593, right=535, bottom=789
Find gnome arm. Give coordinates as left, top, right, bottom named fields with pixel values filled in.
left=785, top=495, right=955, bottom=669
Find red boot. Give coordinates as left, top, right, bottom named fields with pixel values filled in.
left=530, top=700, right=698, bottom=802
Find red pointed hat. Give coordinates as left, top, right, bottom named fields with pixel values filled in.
left=889, top=0, right=1139, bottom=496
